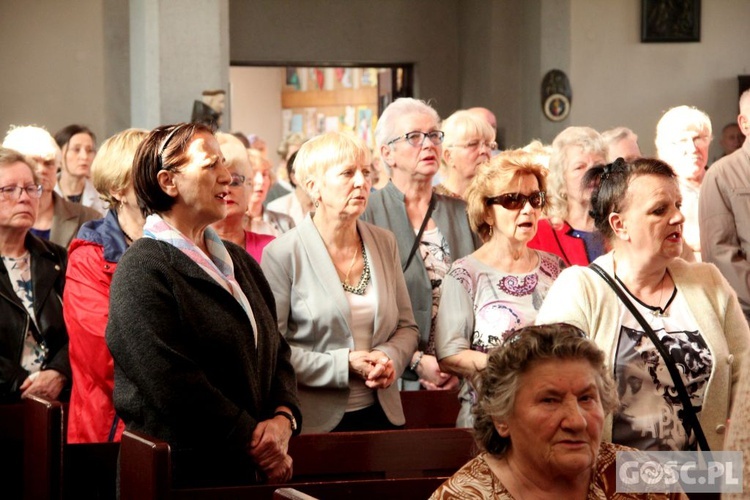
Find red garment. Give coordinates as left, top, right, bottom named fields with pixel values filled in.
left=245, top=230, right=274, bottom=263
left=528, top=219, right=590, bottom=266
left=64, top=240, right=124, bottom=443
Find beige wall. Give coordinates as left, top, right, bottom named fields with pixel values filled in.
left=229, top=66, right=284, bottom=160
left=2, top=0, right=748, bottom=157
left=0, top=0, right=109, bottom=139
left=569, top=0, right=750, bottom=158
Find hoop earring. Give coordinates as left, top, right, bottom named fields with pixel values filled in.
left=314, top=200, right=320, bottom=208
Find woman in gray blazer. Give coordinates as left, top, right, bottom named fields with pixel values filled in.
left=262, top=132, right=419, bottom=433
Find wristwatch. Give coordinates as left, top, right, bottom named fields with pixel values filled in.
left=274, top=410, right=298, bottom=432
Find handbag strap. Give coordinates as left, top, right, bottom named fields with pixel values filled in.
left=402, top=194, right=436, bottom=273
left=589, top=263, right=712, bottom=453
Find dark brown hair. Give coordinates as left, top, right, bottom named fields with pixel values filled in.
left=132, top=122, right=213, bottom=216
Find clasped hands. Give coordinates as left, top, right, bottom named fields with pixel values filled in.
left=247, top=411, right=294, bottom=484
left=349, top=350, right=395, bottom=389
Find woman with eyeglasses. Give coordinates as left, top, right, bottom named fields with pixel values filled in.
left=0, top=147, right=70, bottom=403
left=434, top=150, right=565, bottom=427
left=210, top=133, right=274, bottom=263
left=64, top=128, right=147, bottom=444
left=105, top=123, right=300, bottom=487
left=363, top=98, right=480, bottom=391
left=436, top=110, right=496, bottom=200
left=528, top=126, right=608, bottom=266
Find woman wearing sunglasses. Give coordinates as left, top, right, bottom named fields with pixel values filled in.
left=434, top=150, right=565, bottom=427
left=210, top=133, right=274, bottom=263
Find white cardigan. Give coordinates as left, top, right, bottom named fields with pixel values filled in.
left=536, top=253, right=750, bottom=451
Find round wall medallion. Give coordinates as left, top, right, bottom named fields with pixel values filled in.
left=543, top=94, right=570, bottom=122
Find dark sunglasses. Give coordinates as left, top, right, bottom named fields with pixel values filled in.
left=485, top=191, right=545, bottom=210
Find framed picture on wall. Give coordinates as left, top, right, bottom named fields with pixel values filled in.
left=641, top=0, right=701, bottom=43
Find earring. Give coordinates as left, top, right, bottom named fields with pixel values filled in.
left=314, top=200, right=320, bottom=208
left=488, top=225, right=494, bottom=237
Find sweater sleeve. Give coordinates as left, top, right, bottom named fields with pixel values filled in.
left=535, top=265, right=595, bottom=335
left=105, top=246, right=256, bottom=448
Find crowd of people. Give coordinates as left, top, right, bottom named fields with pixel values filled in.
left=2, top=91, right=750, bottom=496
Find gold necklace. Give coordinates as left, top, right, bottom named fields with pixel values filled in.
left=343, top=244, right=359, bottom=285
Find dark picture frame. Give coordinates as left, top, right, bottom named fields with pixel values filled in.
left=641, top=0, right=701, bottom=43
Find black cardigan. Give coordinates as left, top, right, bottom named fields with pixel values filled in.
left=106, top=238, right=300, bottom=486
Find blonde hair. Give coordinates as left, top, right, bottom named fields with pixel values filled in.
left=294, top=132, right=371, bottom=199
left=216, top=132, right=250, bottom=176
left=2, top=125, right=61, bottom=163
left=91, top=128, right=148, bottom=209
left=465, top=149, right=547, bottom=242
left=655, top=105, right=713, bottom=158
left=546, top=127, right=607, bottom=227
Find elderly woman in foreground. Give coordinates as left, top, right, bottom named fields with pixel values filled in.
left=536, top=157, right=749, bottom=452
left=262, top=132, right=418, bottom=433
left=434, top=150, right=564, bottom=427
left=431, top=323, right=684, bottom=499
left=106, top=123, right=300, bottom=487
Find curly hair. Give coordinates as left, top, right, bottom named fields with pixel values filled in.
left=472, top=323, right=618, bottom=457
left=464, top=149, right=547, bottom=243
left=546, top=127, right=607, bottom=228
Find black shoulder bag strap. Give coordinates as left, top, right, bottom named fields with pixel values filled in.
left=589, top=263, right=712, bottom=454
left=403, top=194, right=436, bottom=273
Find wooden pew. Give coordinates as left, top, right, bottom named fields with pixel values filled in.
left=120, top=428, right=474, bottom=499
left=22, top=395, right=119, bottom=500
left=23, top=395, right=65, bottom=500
left=400, top=389, right=460, bottom=429
left=0, top=402, right=26, bottom=500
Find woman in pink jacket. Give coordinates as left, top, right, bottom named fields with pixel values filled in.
left=64, top=129, right=146, bottom=443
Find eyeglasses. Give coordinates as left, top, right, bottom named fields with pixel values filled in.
left=451, top=140, right=497, bottom=151
left=229, top=174, right=246, bottom=187
left=0, top=184, right=43, bottom=201
left=485, top=191, right=545, bottom=210
left=388, top=131, right=445, bottom=147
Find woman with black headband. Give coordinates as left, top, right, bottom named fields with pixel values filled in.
left=536, top=157, right=750, bottom=453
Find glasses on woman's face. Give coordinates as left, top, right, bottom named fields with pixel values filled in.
left=0, top=184, right=43, bottom=201
left=452, top=139, right=497, bottom=151
left=229, top=173, right=246, bottom=187
left=485, top=191, right=545, bottom=210
left=388, top=130, right=445, bottom=147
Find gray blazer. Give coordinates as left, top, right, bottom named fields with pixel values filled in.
left=261, top=217, right=419, bottom=433
left=362, top=182, right=480, bottom=350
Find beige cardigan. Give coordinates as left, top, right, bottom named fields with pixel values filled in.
left=536, top=253, right=750, bottom=451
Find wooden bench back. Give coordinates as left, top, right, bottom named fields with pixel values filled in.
left=120, top=428, right=474, bottom=500
left=400, top=389, right=461, bottom=429
left=0, top=402, right=27, bottom=499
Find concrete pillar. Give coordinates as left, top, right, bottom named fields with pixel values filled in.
left=129, top=0, right=229, bottom=129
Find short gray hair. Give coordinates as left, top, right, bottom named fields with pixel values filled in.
left=655, top=105, right=713, bottom=158
left=375, top=98, right=441, bottom=150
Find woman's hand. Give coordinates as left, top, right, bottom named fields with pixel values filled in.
left=19, top=369, right=67, bottom=400
left=349, top=350, right=396, bottom=389
left=416, top=354, right=460, bottom=391
left=248, top=415, right=293, bottom=483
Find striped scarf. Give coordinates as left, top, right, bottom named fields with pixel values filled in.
left=143, top=214, right=257, bottom=343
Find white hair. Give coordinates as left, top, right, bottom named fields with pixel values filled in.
left=655, top=105, right=712, bottom=158
left=374, top=98, right=440, bottom=150
left=2, top=125, right=61, bottom=161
